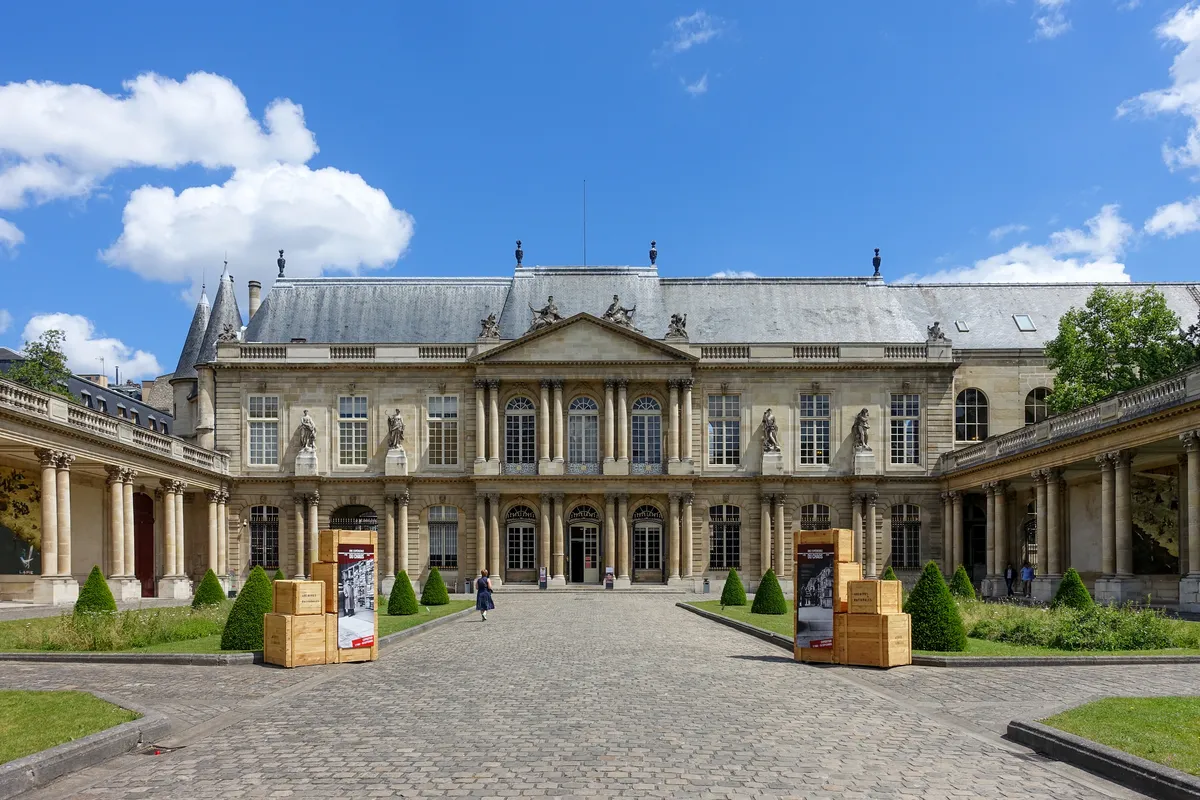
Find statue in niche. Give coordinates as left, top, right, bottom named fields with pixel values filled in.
left=527, top=295, right=564, bottom=332
left=298, top=410, right=317, bottom=452
left=479, top=312, right=500, bottom=339
left=762, top=408, right=780, bottom=453
left=602, top=294, right=640, bottom=331
left=927, top=321, right=947, bottom=342
left=386, top=409, right=405, bottom=450
left=665, top=312, right=688, bottom=339
left=853, top=408, right=871, bottom=451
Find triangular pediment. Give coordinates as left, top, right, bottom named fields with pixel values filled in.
left=473, top=314, right=696, bottom=363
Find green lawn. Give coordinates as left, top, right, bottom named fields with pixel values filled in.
left=1043, top=697, right=1200, bottom=776
left=378, top=599, right=473, bottom=636
left=0, top=690, right=139, bottom=764
left=688, top=600, right=793, bottom=637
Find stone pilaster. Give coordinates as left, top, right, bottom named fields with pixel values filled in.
left=488, top=379, right=501, bottom=466
left=774, top=494, right=787, bottom=579
left=550, top=492, right=566, bottom=586
left=552, top=380, right=565, bottom=466
left=951, top=490, right=963, bottom=572
left=216, top=488, right=228, bottom=582
left=293, top=496, right=306, bottom=578
left=121, top=470, right=137, bottom=579
left=55, top=452, right=74, bottom=578
left=206, top=490, right=220, bottom=576
left=106, top=466, right=125, bottom=578
left=865, top=493, right=877, bottom=578
left=307, top=491, right=320, bottom=572
left=603, top=381, right=616, bottom=464
left=474, top=379, right=488, bottom=464
left=760, top=495, right=773, bottom=579
left=616, top=380, right=629, bottom=466
left=668, top=492, right=682, bottom=583
left=667, top=380, right=680, bottom=464
left=539, top=380, right=552, bottom=468
left=682, top=493, right=694, bottom=579
left=487, top=491, right=502, bottom=585
left=681, top=379, right=694, bottom=463
left=616, top=494, right=631, bottom=586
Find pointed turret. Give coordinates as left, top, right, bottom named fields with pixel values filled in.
left=195, top=269, right=244, bottom=368
left=171, top=287, right=210, bottom=382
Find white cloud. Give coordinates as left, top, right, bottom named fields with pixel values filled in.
left=988, top=223, right=1029, bottom=241
left=0, top=309, right=11, bottom=335
left=1033, top=0, right=1071, bottom=39
left=22, top=312, right=162, bottom=380
left=1144, top=196, right=1200, bottom=236
left=918, top=204, right=1133, bottom=282
left=683, top=73, right=709, bottom=96
left=658, top=10, right=725, bottom=57
left=710, top=270, right=757, bottom=278
left=0, top=218, right=22, bottom=252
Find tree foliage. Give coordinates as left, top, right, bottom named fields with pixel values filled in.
left=7, top=329, right=74, bottom=401
left=1051, top=567, right=1094, bottom=611
left=1044, top=287, right=1197, bottom=414
left=751, top=569, right=787, bottom=615
left=75, top=565, right=117, bottom=614
left=388, top=570, right=419, bottom=615
left=192, top=569, right=226, bottom=608
left=220, top=565, right=272, bottom=650
left=949, top=565, right=976, bottom=599
left=272, top=569, right=286, bottom=581
left=420, top=567, right=449, bottom=606
left=880, top=565, right=898, bottom=582
left=903, top=561, right=967, bottom=652
left=720, top=568, right=747, bottom=606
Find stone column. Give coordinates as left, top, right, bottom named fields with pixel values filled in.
left=206, top=490, right=220, bottom=575
left=1183, top=433, right=1199, bottom=576
left=36, top=451, right=58, bottom=576
left=668, top=492, right=681, bottom=580
left=161, top=480, right=176, bottom=578
left=1115, top=453, right=1133, bottom=576
left=55, top=453, right=74, bottom=577
left=107, top=467, right=125, bottom=577
left=995, top=483, right=1008, bottom=576
left=760, top=494, right=773, bottom=578
left=476, top=496, right=488, bottom=573
left=682, top=493, right=694, bottom=578
left=307, top=491, right=320, bottom=571
left=173, top=485, right=185, bottom=576
left=667, top=380, right=680, bottom=464
left=293, top=496, right=306, bottom=578
left=488, top=380, right=501, bottom=465
left=539, top=493, right=552, bottom=574
left=940, top=491, right=952, bottom=573
left=474, top=380, right=488, bottom=463
left=851, top=494, right=863, bottom=565
left=216, top=489, right=228, bottom=578
left=983, top=482, right=996, bottom=578
left=1046, top=469, right=1062, bottom=575
left=1098, top=454, right=1115, bottom=575
left=681, top=379, right=694, bottom=462
left=951, top=491, right=963, bottom=571
left=397, top=492, right=410, bottom=577
left=618, top=494, right=631, bottom=581
left=552, top=381, right=565, bottom=464
left=487, top=492, right=501, bottom=580
left=616, top=380, right=629, bottom=464
left=122, top=472, right=136, bottom=578
left=1031, top=471, right=1047, bottom=574
left=604, top=381, right=616, bottom=464
left=539, top=380, right=552, bottom=466
left=551, top=492, right=565, bottom=581
left=865, top=493, right=877, bottom=578
left=774, top=494, right=787, bottom=578
left=604, top=493, right=617, bottom=574
left=384, top=496, right=396, bottom=580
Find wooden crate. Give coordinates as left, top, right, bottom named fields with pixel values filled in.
left=798, top=645, right=834, bottom=663
left=324, top=613, right=339, bottom=664
left=847, top=579, right=903, bottom=615
left=311, top=562, right=338, bottom=614
left=844, top=613, right=912, bottom=668
left=318, top=529, right=375, bottom=564
left=833, top=612, right=847, bottom=664
left=272, top=580, right=325, bottom=615
left=337, top=644, right=378, bottom=663
left=795, top=528, right=855, bottom=562
left=833, top=561, right=862, bottom=613
left=263, top=613, right=328, bottom=668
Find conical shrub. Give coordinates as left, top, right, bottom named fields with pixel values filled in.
left=751, top=569, right=787, bottom=615
left=880, top=565, right=898, bottom=582
left=720, top=568, right=747, bottom=606
left=949, top=565, right=976, bottom=600
left=272, top=568, right=286, bottom=582
left=1052, top=567, right=1093, bottom=611
left=903, top=561, right=967, bottom=652
left=74, top=566, right=117, bottom=615
left=419, top=567, right=450, bottom=606
left=388, top=570, right=419, bottom=615
left=192, top=569, right=226, bottom=608
left=220, top=565, right=273, bottom=650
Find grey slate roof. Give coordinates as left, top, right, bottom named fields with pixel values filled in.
left=195, top=273, right=243, bottom=367
left=239, top=266, right=1200, bottom=349
left=171, top=289, right=209, bottom=381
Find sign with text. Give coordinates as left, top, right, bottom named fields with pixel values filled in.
left=337, top=543, right=376, bottom=649
left=794, top=543, right=835, bottom=649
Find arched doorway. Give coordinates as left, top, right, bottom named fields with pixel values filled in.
left=330, top=505, right=378, bottom=531
left=133, top=493, right=154, bottom=597
left=505, top=504, right=537, bottom=582
left=567, top=504, right=600, bottom=583
left=631, top=504, right=664, bottom=583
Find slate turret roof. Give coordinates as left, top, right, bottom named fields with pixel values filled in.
left=171, top=287, right=210, bottom=381
left=195, top=271, right=244, bottom=367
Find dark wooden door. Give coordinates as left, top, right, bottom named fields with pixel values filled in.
left=134, top=493, right=155, bottom=597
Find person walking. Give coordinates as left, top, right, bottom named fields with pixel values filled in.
left=476, top=568, right=495, bottom=621
left=1004, top=563, right=1016, bottom=597
left=1020, top=561, right=1034, bottom=598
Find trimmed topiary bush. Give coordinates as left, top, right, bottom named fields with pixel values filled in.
left=419, top=567, right=450, bottom=606
left=1051, top=567, right=1093, bottom=611
left=949, top=565, right=976, bottom=600
left=751, top=569, right=787, bottom=615
left=272, top=569, right=286, bottom=582
left=74, top=566, right=117, bottom=615
left=220, top=565, right=273, bottom=650
left=880, top=565, right=898, bottom=582
left=903, top=561, right=967, bottom=652
left=192, top=569, right=226, bottom=608
left=720, top=568, right=747, bottom=606
left=388, top=570, right=419, bottom=615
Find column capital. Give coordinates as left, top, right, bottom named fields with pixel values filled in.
left=474, top=378, right=488, bottom=389
left=1045, top=467, right=1062, bottom=481
left=774, top=492, right=788, bottom=505
left=293, top=494, right=307, bottom=506
left=154, top=488, right=165, bottom=501
left=683, top=492, right=695, bottom=506
left=864, top=492, right=877, bottom=506
left=487, top=378, right=501, bottom=390
left=397, top=490, right=411, bottom=506
left=540, top=378, right=553, bottom=390
left=550, top=492, right=565, bottom=502
left=1095, top=452, right=1115, bottom=467
left=616, top=379, right=628, bottom=389
left=483, top=491, right=501, bottom=504
left=217, top=488, right=230, bottom=503
left=669, top=491, right=683, bottom=503
left=160, top=478, right=177, bottom=493
left=119, top=467, right=137, bottom=483
left=940, top=490, right=952, bottom=501
left=950, top=490, right=962, bottom=502
left=551, top=379, right=564, bottom=390
left=760, top=493, right=773, bottom=505
left=106, top=465, right=124, bottom=485
left=35, top=448, right=59, bottom=468
left=54, top=452, right=74, bottom=469
left=205, top=489, right=221, bottom=503
left=679, top=377, right=694, bottom=390
left=604, top=379, right=616, bottom=390
left=604, top=492, right=620, bottom=504
left=1114, top=449, right=1135, bottom=466
left=1181, top=430, right=1199, bottom=452
left=307, top=490, right=320, bottom=504
left=540, top=492, right=554, bottom=505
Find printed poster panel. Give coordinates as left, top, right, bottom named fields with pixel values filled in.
left=795, top=542, right=835, bottom=649
left=337, top=542, right=376, bottom=649
left=0, top=465, right=41, bottom=575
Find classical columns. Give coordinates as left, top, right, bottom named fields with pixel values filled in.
left=865, top=494, right=877, bottom=578
left=667, top=380, right=680, bottom=464
left=539, top=380, right=552, bottom=465
left=1115, top=452, right=1133, bottom=576
left=397, top=492, right=410, bottom=577
left=552, top=381, right=565, bottom=464
left=55, top=453, right=74, bottom=576
left=107, top=467, right=125, bottom=577
left=36, top=450, right=58, bottom=576
left=539, top=493, right=552, bottom=574
left=293, top=496, right=306, bottom=578
left=994, top=482, right=1008, bottom=575
left=604, top=493, right=617, bottom=574
left=160, top=480, right=179, bottom=577
left=1097, top=454, right=1116, bottom=575
left=774, top=494, right=787, bottom=578
left=173, top=484, right=185, bottom=576
left=604, top=381, right=616, bottom=464
left=951, top=491, right=963, bottom=571
left=216, top=488, right=228, bottom=577
left=487, top=492, right=501, bottom=578
left=681, top=379, right=694, bottom=463
left=552, top=492, right=565, bottom=580
left=940, top=492, right=952, bottom=573
left=760, top=495, right=773, bottom=578
left=682, top=493, right=694, bottom=578
left=476, top=495, right=488, bottom=573
left=206, top=490, right=221, bottom=575
left=1184, top=433, right=1200, bottom=577
left=617, top=494, right=630, bottom=580
left=616, top=380, right=629, bottom=464
left=118, top=470, right=136, bottom=578
left=1046, top=469, right=1062, bottom=575
left=475, top=380, right=488, bottom=463
left=384, top=496, right=396, bottom=580
left=307, top=491, right=320, bottom=571
left=851, top=494, right=864, bottom=565
left=488, top=379, right=501, bottom=465
left=983, top=482, right=996, bottom=578
left=668, top=492, right=681, bottom=580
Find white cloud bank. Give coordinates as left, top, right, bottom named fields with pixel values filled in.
left=1033, top=0, right=1071, bottom=40
left=0, top=309, right=11, bottom=335
left=988, top=223, right=1029, bottom=241
left=710, top=270, right=757, bottom=278
left=0, top=218, right=22, bottom=253
left=1145, top=196, right=1200, bottom=236
left=22, top=313, right=162, bottom=380
left=659, top=11, right=725, bottom=56
left=919, top=205, right=1132, bottom=283
left=0, top=72, right=414, bottom=291
left=683, top=74, right=709, bottom=96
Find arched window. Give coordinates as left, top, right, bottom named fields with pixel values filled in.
left=429, top=505, right=458, bottom=568
left=709, top=505, right=740, bottom=569
left=799, top=503, right=830, bottom=531
left=330, top=504, right=378, bottom=531
left=249, top=505, right=280, bottom=570
left=890, top=504, right=920, bottom=569
left=631, top=396, right=662, bottom=474
left=955, top=388, right=989, bottom=442
left=506, top=505, right=536, bottom=570
left=1025, top=387, right=1050, bottom=426
left=567, top=397, right=599, bottom=473
left=505, top=397, right=536, bottom=473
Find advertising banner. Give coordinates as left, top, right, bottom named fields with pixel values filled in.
left=795, top=543, right=835, bottom=649
left=337, top=542, right=376, bottom=649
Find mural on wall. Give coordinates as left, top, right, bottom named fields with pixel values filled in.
left=0, top=464, right=41, bottom=575
left=1132, top=472, right=1179, bottom=575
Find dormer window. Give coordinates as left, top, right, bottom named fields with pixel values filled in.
left=954, top=320, right=969, bottom=333
left=81, top=392, right=92, bottom=408
left=1013, top=314, right=1036, bottom=332
left=117, top=405, right=127, bottom=419
left=98, top=398, right=107, bottom=413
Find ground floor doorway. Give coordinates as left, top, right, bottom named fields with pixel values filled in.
left=133, top=492, right=154, bottom=597
left=632, top=522, right=663, bottom=583
left=568, top=524, right=599, bottom=583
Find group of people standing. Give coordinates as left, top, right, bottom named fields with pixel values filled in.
left=1002, top=562, right=1038, bottom=597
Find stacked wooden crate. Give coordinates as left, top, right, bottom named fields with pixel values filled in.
left=844, top=579, right=911, bottom=668
left=264, top=579, right=329, bottom=668
left=795, top=528, right=856, bottom=664
left=311, top=529, right=379, bottom=665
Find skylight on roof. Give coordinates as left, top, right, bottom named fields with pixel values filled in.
left=954, top=320, right=969, bottom=333
left=1013, top=314, right=1036, bottom=332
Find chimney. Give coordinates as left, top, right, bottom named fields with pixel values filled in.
left=248, top=280, right=262, bottom=319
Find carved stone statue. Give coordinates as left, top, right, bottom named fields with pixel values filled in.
left=387, top=409, right=405, bottom=450
left=665, top=312, right=688, bottom=339
left=527, top=295, right=563, bottom=332
left=602, top=294, right=640, bottom=331
left=277, top=249, right=286, bottom=278
left=927, top=321, right=947, bottom=342
left=853, top=408, right=871, bottom=450
left=217, top=323, right=238, bottom=342
left=479, top=312, right=500, bottom=339
left=298, top=410, right=317, bottom=452
left=762, top=408, right=780, bottom=453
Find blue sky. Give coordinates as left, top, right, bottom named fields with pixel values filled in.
left=2, top=1, right=1200, bottom=380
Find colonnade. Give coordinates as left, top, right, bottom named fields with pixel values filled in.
left=34, top=449, right=74, bottom=581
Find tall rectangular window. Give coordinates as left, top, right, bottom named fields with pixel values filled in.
left=709, top=505, right=741, bottom=569
left=249, top=505, right=280, bottom=569
left=248, top=395, right=279, bottom=466
left=890, top=393, right=921, bottom=465
left=798, top=394, right=830, bottom=465
left=507, top=524, right=535, bottom=569
left=890, top=504, right=921, bottom=569
left=427, top=395, right=459, bottom=466
left=707, top=394, right=741, bottom=465
left=429, top=506, right=458, bottom=568
left=338, top=396, right=368, bottom=466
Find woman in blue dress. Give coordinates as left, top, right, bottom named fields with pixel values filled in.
left=476, top=569, right=495, bottom=621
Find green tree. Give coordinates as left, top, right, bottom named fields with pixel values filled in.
left=880, top=565, right=898, bottom=582
left=192, top=569, right=226, bottom=608
left=1051, top=567, right=1094, bottom=611
left=903, top=561, right=967, bottom=652
left=7, top=329, right=74, bottom=402
left=74, top=566, right=117, bottom=614
left=388, top=571, right=419, bottom=615
left=1044, top=287, right=1196, bottom=414
left=949, top=565, right=976, bottom=600
left=751, top=569, right=787, bottom=615
left=419, top=567, right=450, bottom=606
left=220, top=566, right=273, bottom=650
left=272, top=569, right=286, bottom=581
left=720, top=568, right=747, bottom=606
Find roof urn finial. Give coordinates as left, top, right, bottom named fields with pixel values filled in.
left=277, top=249, right=286, bottom=278
left=515, top=240, right=523, bottom=267
left=872, top=248, right=881, bottom=277
left=649, top=240, right=657, bottom=266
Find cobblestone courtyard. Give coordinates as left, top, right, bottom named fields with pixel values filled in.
left=4, top=594, right=1198, bottom=798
